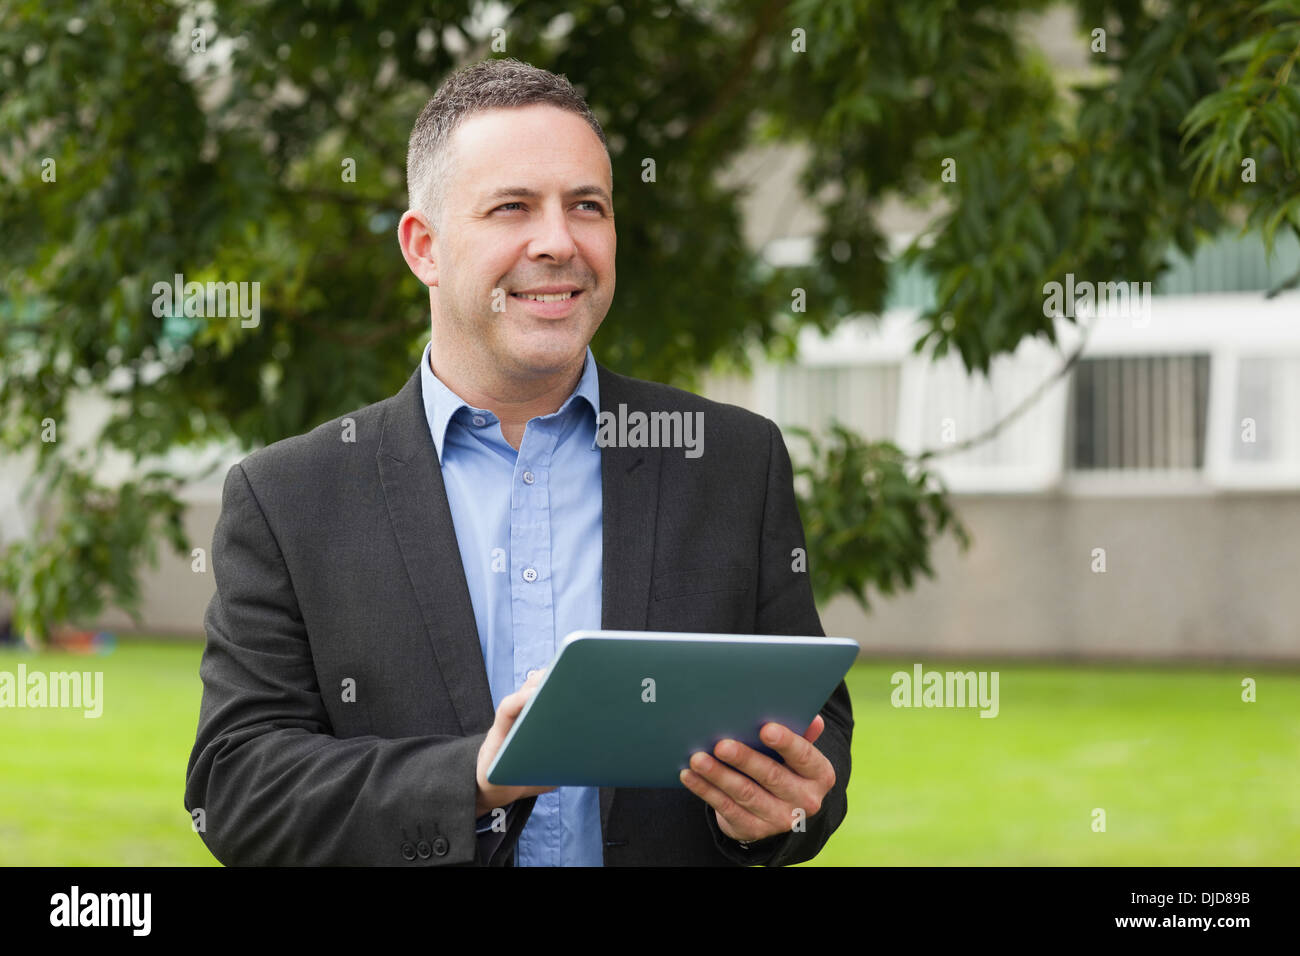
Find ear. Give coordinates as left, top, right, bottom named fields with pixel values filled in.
left=398, top=209, right=439, bottom=287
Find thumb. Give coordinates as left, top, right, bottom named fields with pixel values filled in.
left=499, top=669, right=545, bottom=723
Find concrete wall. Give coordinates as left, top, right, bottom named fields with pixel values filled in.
left=90, top=489, right=1300, bottom=662
left=822, top=491, right=1300, bottom=662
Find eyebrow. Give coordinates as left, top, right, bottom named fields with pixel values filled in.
left=481, top=185, right=613, bottom=208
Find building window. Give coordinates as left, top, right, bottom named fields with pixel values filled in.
left=1067, top=355, right=1210, bottom=471
left=773, top=363, right=901, bottom=441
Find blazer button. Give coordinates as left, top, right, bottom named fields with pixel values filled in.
left=416, top=840, right=432, bottom=859
left=400, top=841, right=417, bottom=861
left=432, top=836, right=449, bottom=856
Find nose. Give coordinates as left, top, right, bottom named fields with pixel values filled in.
left=527, top=200, right=578, bottom=263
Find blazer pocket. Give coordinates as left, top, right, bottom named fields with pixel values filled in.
left=651, top=566, right=753, bottom=601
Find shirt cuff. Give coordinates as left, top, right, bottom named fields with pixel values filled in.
left=704, top=805, right=791, bottom=865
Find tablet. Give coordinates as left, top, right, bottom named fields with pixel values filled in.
left=485, top=629, right=858, bottom=788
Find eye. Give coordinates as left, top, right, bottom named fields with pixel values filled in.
left=578, top=201, right=604, bottom=212
left=495, top=201, right=525, bottom=212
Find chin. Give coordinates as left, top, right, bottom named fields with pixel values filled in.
left=506, top=332, right=590, bottom=371
left=518, top=350, right=585, bottom=377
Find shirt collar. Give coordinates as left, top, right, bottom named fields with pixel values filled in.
left=420, top=341, right=601, bottom=464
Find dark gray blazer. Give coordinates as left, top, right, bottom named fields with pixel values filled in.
left=184, top=359, right=854, bottom=866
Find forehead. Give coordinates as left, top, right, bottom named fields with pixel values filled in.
left=448, top=103, right=611, bottom=191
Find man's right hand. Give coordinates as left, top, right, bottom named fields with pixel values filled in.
left=475, top=668, right=556, bottom=818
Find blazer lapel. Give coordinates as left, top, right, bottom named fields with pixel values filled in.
left=595, top=362, right=663, bottom=833
left=376, top=366, right=495, bottom=736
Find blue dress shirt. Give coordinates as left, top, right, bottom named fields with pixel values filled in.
left=419, top=341, right=604, bottom=866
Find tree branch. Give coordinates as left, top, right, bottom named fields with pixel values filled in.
left=682, top=0, right=790, bottom=140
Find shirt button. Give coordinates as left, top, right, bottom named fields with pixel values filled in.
left=522, top=470, right=535, bottom=484
left=471, top=415, right=487, bottom=427
left=522, top=567, right=538, bottom=583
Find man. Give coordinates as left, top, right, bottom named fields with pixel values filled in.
left=184, top=57, right=853, bottom=866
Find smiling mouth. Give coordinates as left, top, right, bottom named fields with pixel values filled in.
left=510, top=290, right=582, bottom=302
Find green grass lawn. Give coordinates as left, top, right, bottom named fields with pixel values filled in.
left=1, top=642, right=1296, bottom=865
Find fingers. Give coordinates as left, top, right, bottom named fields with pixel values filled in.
left=678, top=720, right=836, bottom=841
left=706, top=738, right=805, bottom=806
left=496, top=692, right=526, bottom=726
left=478, top=670, right=557, bottom=815
left=761, top=721, right=835, bottom=792
left=678, top=767, right=770, bottom=841
left=803, top=714, right=826, bottom=744
left=496, top=669, right=545, bottom=724
left=683, top=747, right=787, bottom=825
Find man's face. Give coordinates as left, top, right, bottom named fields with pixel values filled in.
left=431, top=103, right=615, bottom=380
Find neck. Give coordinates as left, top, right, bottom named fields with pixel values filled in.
left=427, top=341, right=586, bottom=450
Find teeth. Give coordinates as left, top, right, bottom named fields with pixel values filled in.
left=514, top=291, right=575, bottom=302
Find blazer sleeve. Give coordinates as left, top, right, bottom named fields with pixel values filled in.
left=184, top=462, right=533, bottom=866
left=703, top=417, right=855, bottom=866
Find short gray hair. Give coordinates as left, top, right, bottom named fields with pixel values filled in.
left=406, top=57, right=609, bottom=232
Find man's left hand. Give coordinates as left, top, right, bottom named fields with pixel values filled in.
left=679, top=714, right=835, bottom=844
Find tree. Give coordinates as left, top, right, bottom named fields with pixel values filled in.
left=2, top=0, right=1296, bottom=638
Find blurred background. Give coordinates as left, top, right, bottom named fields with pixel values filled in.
left=1, top=0, right=1297, bottom=865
